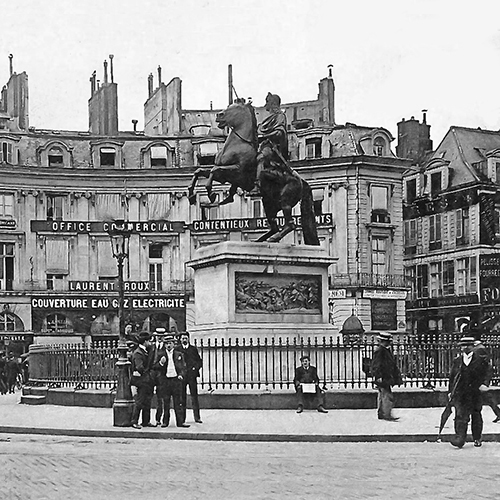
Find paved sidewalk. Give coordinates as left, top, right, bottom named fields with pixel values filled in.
left=1, top=392, right=500, bottom=443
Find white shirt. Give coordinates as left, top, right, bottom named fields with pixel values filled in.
left=165, top=349, right=177, bottom=377
left=462, top=352, right=473, bottom=366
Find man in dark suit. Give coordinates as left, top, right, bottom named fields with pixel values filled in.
left=154, top=333, right=189, bottom=428
left=293, top=355, right=328, bottom=413
left=371, top=332, right=402, bottom=421
left=450, top=336, right=492, bottom=448
left=177, top=332, right=203, bottom=424
left=130, top=331, right=156, bottom=429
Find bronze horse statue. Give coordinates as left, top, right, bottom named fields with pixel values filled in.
left=187, top=99, right=319, bottom=245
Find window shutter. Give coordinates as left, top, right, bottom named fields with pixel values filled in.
left=7, top=143, right=13, bottom=163
left=45, top=239, right=69, bottom=274
left=98, top=240, right=116, bottom=277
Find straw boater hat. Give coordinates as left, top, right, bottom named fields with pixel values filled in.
left=378, top=332, right=392, bottom=342
left=154, top=327, right=166, bottom=336
left=163, top=333, right=176, bottom=342
left=458, top=336, right=475, bottom=345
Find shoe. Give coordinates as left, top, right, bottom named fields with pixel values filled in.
left=131, top=423, right=142, bottom=429
left=177, top=423, right=190, bottom=428
left=161, top=423, right=168, bottom=428
left=156, top=421, right=162, bottom=426
left=195, top=419, right=203, bottom=424
left=474, top=439, right=482, bottom=447
left=379, top=416, right=399, bottom=421
left=450, top=437, right=465, bottom=448
left=142, top=423, right=157, bottom=428
left=317, top=406, right=328, bottom=414
left=296, top=405, right=304, bottom=414
left=493, top=417, right=500, bottom=423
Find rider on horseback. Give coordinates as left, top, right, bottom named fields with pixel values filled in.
left=250, top=93, right=293, bottom=195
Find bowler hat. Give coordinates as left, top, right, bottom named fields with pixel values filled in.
left=378, top=332, right=392, bottom=342
left=300, top=355, right=310, bottom=361
left=137, top=331, right=151, bottom=343
left=458, top=336, right=475, bottom=345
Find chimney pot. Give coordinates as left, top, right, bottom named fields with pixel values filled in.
left=8, top=54, right=13, bottom=76
left=109, top=54, right=114, bottom=83
left=104, top=60, right=108, bottom=84
left=328, top=64, right=333, bottom=78
left=157, top=65, right=162, bottom=85
left=132, top=119, right=138, bottom=132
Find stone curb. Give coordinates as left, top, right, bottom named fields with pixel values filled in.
left=1, top=425, right=500, bottom=443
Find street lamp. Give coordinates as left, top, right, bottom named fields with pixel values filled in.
left=109, top=219, right=133, bottom=426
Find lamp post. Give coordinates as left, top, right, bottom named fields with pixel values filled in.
left=109, top=220, right=134, bottom=426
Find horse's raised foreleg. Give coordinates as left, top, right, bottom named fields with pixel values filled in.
left=219, top=184, right=238, bottom=206
left=206, top=164, right=244, bottom=204
left=188, top=168, right=212, bottom=205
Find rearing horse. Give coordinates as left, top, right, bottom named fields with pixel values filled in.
left=188, top=100, right=319, bottom=245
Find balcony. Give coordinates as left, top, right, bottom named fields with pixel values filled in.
left=329, top=273, right=410, bottom=289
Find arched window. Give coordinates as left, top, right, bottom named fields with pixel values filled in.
left=48, top=146, right=64, bottom=167
left=0, top=312, right=16, bottom=331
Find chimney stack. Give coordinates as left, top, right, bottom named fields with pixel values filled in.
left=157, top=65, right=162, bottom=86
left=109, top=54, right=114, bottom=83
left=9, top=54, right=13, bottom=76
left=328, top=64, right=333, bottom=78
left=132, top=119, right=138, bottom=132
left=228, top=64, right=233, bottom=105
left=148, top=73, right=154, bottom=97
left=422, top=109, right=428, bottom=124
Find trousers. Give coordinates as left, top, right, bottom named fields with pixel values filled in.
left=377, top=386, right=394, bottom=419
left=180, top=375, right=201, bottom=422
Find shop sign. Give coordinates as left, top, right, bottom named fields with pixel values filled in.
left=479, top=253, right=500, bottom=304
left=329, top=289, right=346, bottom=299
left=0, top=334, right=30, bottom=341
left=31, top=296, right=186, bottom=310
left=68, top=281, right=150, bottom=292
left=363, top=289, right=407, bottom=300
left=407, top=294, right=478, bottom=309
left=371, top=299, right=397, bottom=330
left=191, top=213, right=333, bottom=233
left=0, top=219, right=16, bottom=230
left=30, top=220, right=185, bottom=234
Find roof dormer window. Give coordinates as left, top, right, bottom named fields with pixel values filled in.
left=373, top=137, right=385, bottom=156
left=305, top=138, right=322, bottom=159
left=48, top=146, right=64, bottom=167
left=100, top=147, right=116, bottom=167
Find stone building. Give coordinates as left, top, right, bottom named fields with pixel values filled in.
left=0, top=57, right=409, bottom=353
left=401, top=116, right=500, bottom=336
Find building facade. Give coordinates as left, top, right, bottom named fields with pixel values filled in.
left=402, top=119, right=500, bottom=336
left=0, top=57, right=409, bottom=353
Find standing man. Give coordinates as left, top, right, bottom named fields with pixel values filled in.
left=177, top=332, right=203, bottom=424
left=371, top=332, right=402, bottom=421
left=154, top=333, right=189, bottom=428
left=293, top=355, right=328, bottom=414
left=130, top=331, right=156, bottom=429
left=449, top=336, right=492, bottom=448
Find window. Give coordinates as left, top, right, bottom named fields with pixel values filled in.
left=305, top=138, right=322, bottom=159
left=150, top=146, right=168, bottom=167
left=149, top=244, right=163, bottom=291
left=404, top=219, right=417, bottom=247
left=48, top=146, right=64, bottom=167
left=429, top=262, right=442, bottom=297
left=0, top=141, right=13, bottom=164
left=45, top=313, right=72, bottom=333
left=198, top=142, right=218, bottom=165
left=430, top=171, right=442, bottom=195
left=442, top=260, right=455, bottom=296
left=0, top=312, right=16, bottom=331
left=371, top=185, right=390, bottom=223
left=252, top=199, right=262, bottom=218
left=417, top=264, right=428, bottom=298
left=495, top=206, right=500, bottom=238
left=312, top=188, right=324, bottom=216
left=0, top=242, right=14, bottom=290
left=46, top=274, right=65, bottom=291
left=496, top=162, right=500, bottom=184
left=371, top=237, right=388, bottom=275
left=46, top=195, right=64, bottom=220
left=457, top=257, right=477, bottom=295
left=456, top=208, right=469, bottom=244
left=100, top=147, right=116, bottom=167
left=373, top=137, right=385, bottom=156
left=429, top=214, right=442, bottom=250
left=0, top=193, right=14, bottom=217
left=200, top=195, right=219, bottom=221
left=405, top=178, right=417, bottom=203
left=405, top=266, right=416, bottom=300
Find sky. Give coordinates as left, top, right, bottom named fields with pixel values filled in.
left=2, top=0, right=500, bottom=146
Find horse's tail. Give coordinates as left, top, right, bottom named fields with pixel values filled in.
left=300, top=181, right=320, bottom=245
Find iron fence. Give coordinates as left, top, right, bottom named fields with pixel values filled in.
left=27, top=337, right=500, bottom=391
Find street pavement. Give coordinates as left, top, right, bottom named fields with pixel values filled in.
left=1, top=434, right=499, bottom=499
left=0, top=391, right=500, bottom=442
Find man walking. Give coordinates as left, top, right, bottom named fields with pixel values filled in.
left=154, top=333, right=189, bottom=428
left=130, top=331, right=156, bottom=429
left=293, top=355, right=328, bottom=414
left=449, top=336, right=492, bottom=448
left=371, top=332, right=402, bottom=421
left=177, top=332, right=203, bottom=424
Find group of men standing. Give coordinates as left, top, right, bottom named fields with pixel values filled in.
left=128, top=329, right=202, bottom=430
left=0, top=351, right=22, bottom=395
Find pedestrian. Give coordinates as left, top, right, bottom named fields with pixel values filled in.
left=151, top=327, right=166, bottom=416
left=154, top=333, right=190, bottom=428
left=177, top=331, right=203, bottom=424
left=0, top=352, right=7, bottom=395
left=293, top=355, right=328, bottom=414
left=472, top=334, right=500, bottom=423
left=371, top=332, right=402, bottom=421
left=449, top=336, right=493, bottom=448
left=130, top=331, right=156, bottom=429
left=5, top=352, right=20, bottom=394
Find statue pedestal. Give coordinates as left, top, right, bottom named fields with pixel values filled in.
left=187, top=241, right=337, bottom=341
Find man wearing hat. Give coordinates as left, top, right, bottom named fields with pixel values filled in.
left=293, top=355, right=328, bottom=414
left=153, top=333, right=189, bottom=428
left=371, top=332, right=402, bottom=421
left=130, top=331, right=156, bottom=429
left=449, top=336, right=492, bottom=448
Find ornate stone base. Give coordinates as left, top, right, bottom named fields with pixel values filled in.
left=187, top=241, right=338, bottom=341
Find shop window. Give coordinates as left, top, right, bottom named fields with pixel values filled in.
left=0, top=312, right=16, bottom=331
left=0, top=193, right=14, bottom=217
left=0, top=242, right=14, bottom=290
left=100, top=147, right=116, bottom=167
left=48, top=146, right=64, bottom=167
left=305, top=138, right=322, bottom=159
left=46, top=195, right=65, bottom=221
left=150, top=146, right=168, bottom=167
left=45, top=313, right=72, bottom=333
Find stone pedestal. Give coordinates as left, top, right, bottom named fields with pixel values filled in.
left=187, top=241, right=337, bottom=340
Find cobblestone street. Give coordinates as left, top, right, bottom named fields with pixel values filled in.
left=0, top=434, right=498, bottom=499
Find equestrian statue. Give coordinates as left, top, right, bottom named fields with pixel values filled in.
left=187, top=93, right=319, bottom=245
